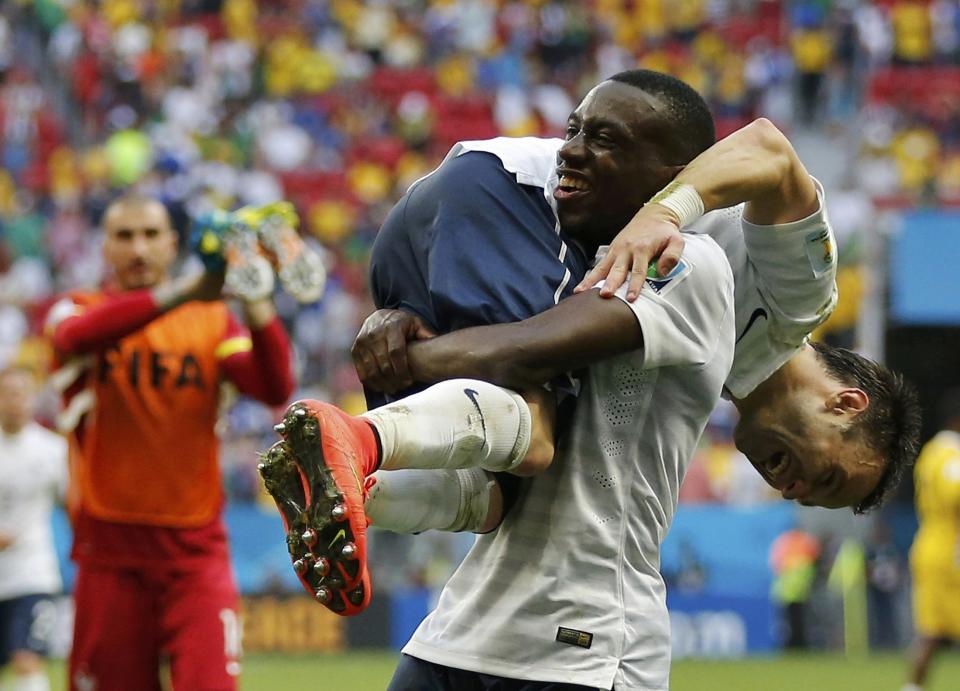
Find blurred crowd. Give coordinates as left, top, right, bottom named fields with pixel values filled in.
left=1, top=0, right=959, bottom=514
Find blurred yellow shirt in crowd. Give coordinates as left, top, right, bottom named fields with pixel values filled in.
left=891, top=126, right=940, bottom=192
left=667, top=0, right=705, bottom=34
left=790, top=28, right=832, bottom=74
left=892, top=0, right=933, bottom=63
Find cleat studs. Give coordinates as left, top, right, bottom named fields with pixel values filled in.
left=301, top=528, right=318, bottom=546
left=331, top=504, right=347, bottom=521
left=341, top=542, right=358, bottom=560
left=257, top=462, right=267, bottom=473
left=293, top=559, right=308, bottom=576
left=347, top=588, right=364, bottom=606
left=315, top=587, right=332, bottom=604
left=294, top=408, right=307, bottom=419
left=273, top=422, right=286, bottom=434
left=313, top=558, right=330, bottom=576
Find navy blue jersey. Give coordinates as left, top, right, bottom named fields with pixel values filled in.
left=367, top=151, right=588, bottom=408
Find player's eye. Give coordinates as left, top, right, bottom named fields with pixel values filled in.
left=818, top=469, right=836, bottom=488
left=565, top=125, right=579, bottom=139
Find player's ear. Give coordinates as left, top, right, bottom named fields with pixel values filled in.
left=829, top=388, right=869, bottom=416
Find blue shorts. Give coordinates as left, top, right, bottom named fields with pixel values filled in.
left=387, top=654, right=610, bottom=691
left=0, top=593, right=56, bottom=665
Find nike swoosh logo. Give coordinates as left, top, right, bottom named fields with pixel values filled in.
left=463, top=388, right=487, bottom=444
left=736, top=307, right=768, bottom=344
left=328, top=528, right=346, bottom=549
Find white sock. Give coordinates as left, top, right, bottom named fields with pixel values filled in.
left=363, top=379, right=531, bottom=473
left=10, top=672, right=50, bottom=691
left=365, top=468, right=493, bottom=533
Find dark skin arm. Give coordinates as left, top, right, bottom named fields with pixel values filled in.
left=354, top=290, right=643, bottom=393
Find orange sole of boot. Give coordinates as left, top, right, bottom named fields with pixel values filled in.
left=258, top=402, right=371, bottom=615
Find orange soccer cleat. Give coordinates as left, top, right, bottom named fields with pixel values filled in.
left=258, top=400, right=379, bottom=616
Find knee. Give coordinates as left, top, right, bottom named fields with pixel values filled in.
left=511, top=433, right=555, bottom=476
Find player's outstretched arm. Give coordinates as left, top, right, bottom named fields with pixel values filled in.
left=409, top=290, right=642, bottom=390
left=355, top=236, right=731, bottom=394
left=353, top=293, right=639, bottom=392
left=576, top=118, right=819, bottom=300
left=48, top=269, right=225, bottom=355
left=219, top=296, right=295, bottom=406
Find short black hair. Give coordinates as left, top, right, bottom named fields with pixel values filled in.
left=810, top=341, right=922, bottom=514
left=608, top=69, right=716, bottom=163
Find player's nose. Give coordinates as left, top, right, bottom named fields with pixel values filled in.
left=558, top=133, right=588, bottom=164
left=130, top=234, right=151, bottom=258
left=781, top=478, right=810, bottom=501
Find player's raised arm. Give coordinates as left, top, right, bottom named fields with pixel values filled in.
left=47, top=198, right=226, bottom=356
left=576, top=118, right=818, bottom=300
left=218, top=298, right=295, bottom=406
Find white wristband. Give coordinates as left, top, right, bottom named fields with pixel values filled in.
left=647, top=181, right=705, bottom=228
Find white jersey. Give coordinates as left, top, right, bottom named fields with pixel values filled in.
left=403, top=138, right=837, bottom=689
left=0, top=422, right=67, bottom=600
left=685, top=182, right=837, bottom=398
left=405, top=234, right=736, bottom=690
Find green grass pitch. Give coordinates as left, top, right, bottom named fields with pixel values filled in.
left=38, top=650, right=960, bottom=690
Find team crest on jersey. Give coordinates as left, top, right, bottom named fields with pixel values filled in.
left=805, top=228, right=835, bottom=277
left=645, top=257, right=691, bottom=296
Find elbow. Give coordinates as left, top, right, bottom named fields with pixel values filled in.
left=748, top=117, right=785, bottom=148
left=264, top=372, right=296, bottom=407
left=748, top=118, right=794, bottom=177
left=263, top=390, right=291, bottom=408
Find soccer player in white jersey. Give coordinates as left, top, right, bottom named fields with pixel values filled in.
left=261, top=72, right=921, bottom=688
left=353, top=120, right=916, bottom=691
left=0, top=367, right=67, bottom=691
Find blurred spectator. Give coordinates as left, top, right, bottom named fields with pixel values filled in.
left=891, top=0, right=933, bottom=65
left=866, top=523, right=905, bottom=650
left=770, top=529, right=821, bottom=650
left=790, top=12, right=832, bottom=125
left=0, top=366, right=67, bottom=691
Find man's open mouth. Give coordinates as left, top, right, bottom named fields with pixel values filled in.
left=554, top=172, right=592, bottom=201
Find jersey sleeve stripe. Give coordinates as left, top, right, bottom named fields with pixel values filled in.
left=215, top=336, right=253, bottom=360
